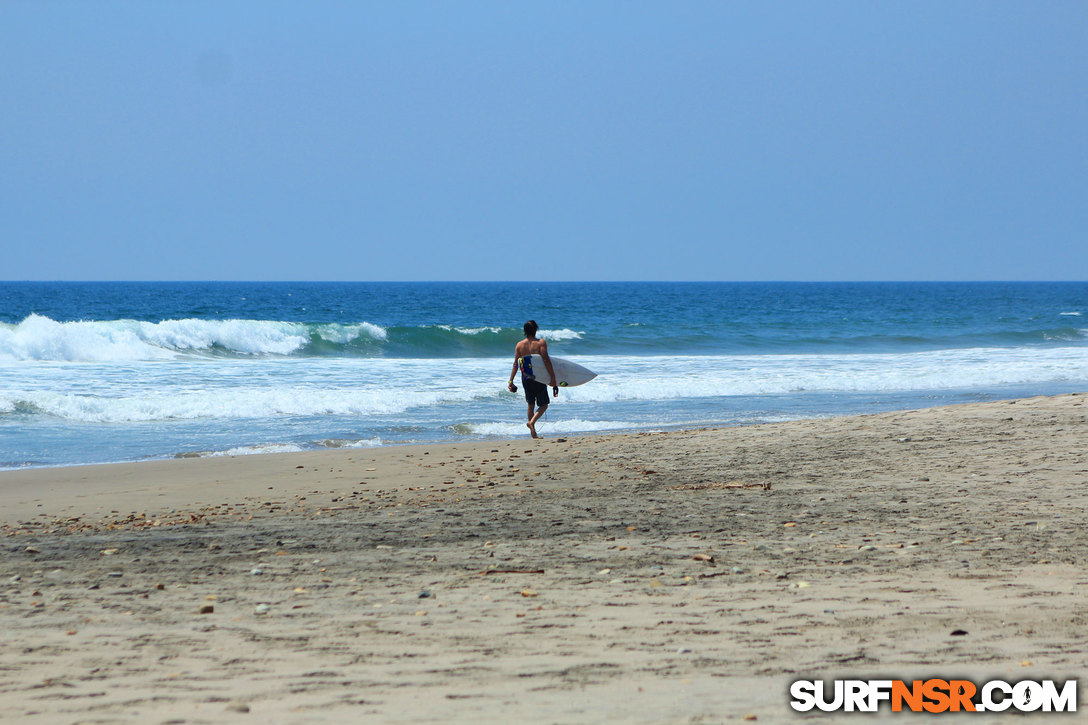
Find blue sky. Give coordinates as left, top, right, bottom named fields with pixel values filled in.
left=1, top=1, right=1085, bottom=281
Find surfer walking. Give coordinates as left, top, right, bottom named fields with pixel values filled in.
left=508, top=320, right=559, bottom=439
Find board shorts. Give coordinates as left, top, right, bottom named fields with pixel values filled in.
left=522, top=378, right=549, bottom=408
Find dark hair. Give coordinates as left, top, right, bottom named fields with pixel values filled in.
left=523, top=320, right=538, bottom=337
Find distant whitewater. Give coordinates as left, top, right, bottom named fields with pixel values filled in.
left=1, top=281, right=1086, bottom=468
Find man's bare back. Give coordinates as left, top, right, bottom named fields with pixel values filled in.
left=508, top=320, right=559, bottom=439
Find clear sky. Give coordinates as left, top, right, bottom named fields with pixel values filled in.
left=1, top=1, right=1085, bottom=281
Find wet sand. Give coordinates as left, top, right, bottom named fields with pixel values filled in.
left=1, top=393, right=1086, bottom=723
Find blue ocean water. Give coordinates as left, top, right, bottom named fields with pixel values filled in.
left=2, top=282, right=1086, bottom=469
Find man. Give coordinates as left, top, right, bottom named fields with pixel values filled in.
left=508, top=319, right=559, bottom=439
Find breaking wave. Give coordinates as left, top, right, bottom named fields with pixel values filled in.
left=0, top=315, right=589, bottom=361
left=4, top=313, right=1086, bottom=363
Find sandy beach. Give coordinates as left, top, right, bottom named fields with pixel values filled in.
left=1, top=393, right=1086, bottom=723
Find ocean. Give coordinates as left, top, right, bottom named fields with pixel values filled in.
left=2, top=281, right=1086, bottom=469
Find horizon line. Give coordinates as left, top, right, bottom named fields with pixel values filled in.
left=3, top=279, right=1087, bottom=285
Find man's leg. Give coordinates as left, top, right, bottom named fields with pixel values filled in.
left=527, top=403, right=547, bottom=439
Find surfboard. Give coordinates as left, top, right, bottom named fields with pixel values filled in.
left=519, top=355, right=596, bottom=387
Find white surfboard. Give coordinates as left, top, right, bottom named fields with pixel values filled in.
left=519, top=355, right=596, bottom=387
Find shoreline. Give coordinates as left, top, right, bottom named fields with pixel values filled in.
left=3, top=391, right=1083, bottom=528
left=2, top=392, right=1086, bottom=722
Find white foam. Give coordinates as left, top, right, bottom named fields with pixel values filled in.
left=315, top=322, right=387, bottom=343
left=454, top=326, right=503, bottom=335
left=314, top=438, right=384, bottom=449
left=1060, top=311, right=1082, bottom=316
left=0, top=315, right=177, bottom=362
left=205, top=443, right=306, bottom=457
left=5, top=384, right=472, bottom=423
left=456, top=419, right=636, bottom=437
left=4, top=347, right=1087, bottom=424
left=0, top=315, right=387, bottom=361
left=557, top=348, right=1088, bottom=401
left=182, top=437, right=383, bottom=458
left=539, top=328, right=584, bottom=341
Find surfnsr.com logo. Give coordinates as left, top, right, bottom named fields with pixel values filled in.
left=790, top=679, right=1077, bottom=713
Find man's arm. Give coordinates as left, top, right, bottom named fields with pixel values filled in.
left=508, top=354, right=519, bottom=392
left=539, top=340, right=559, bottom=396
